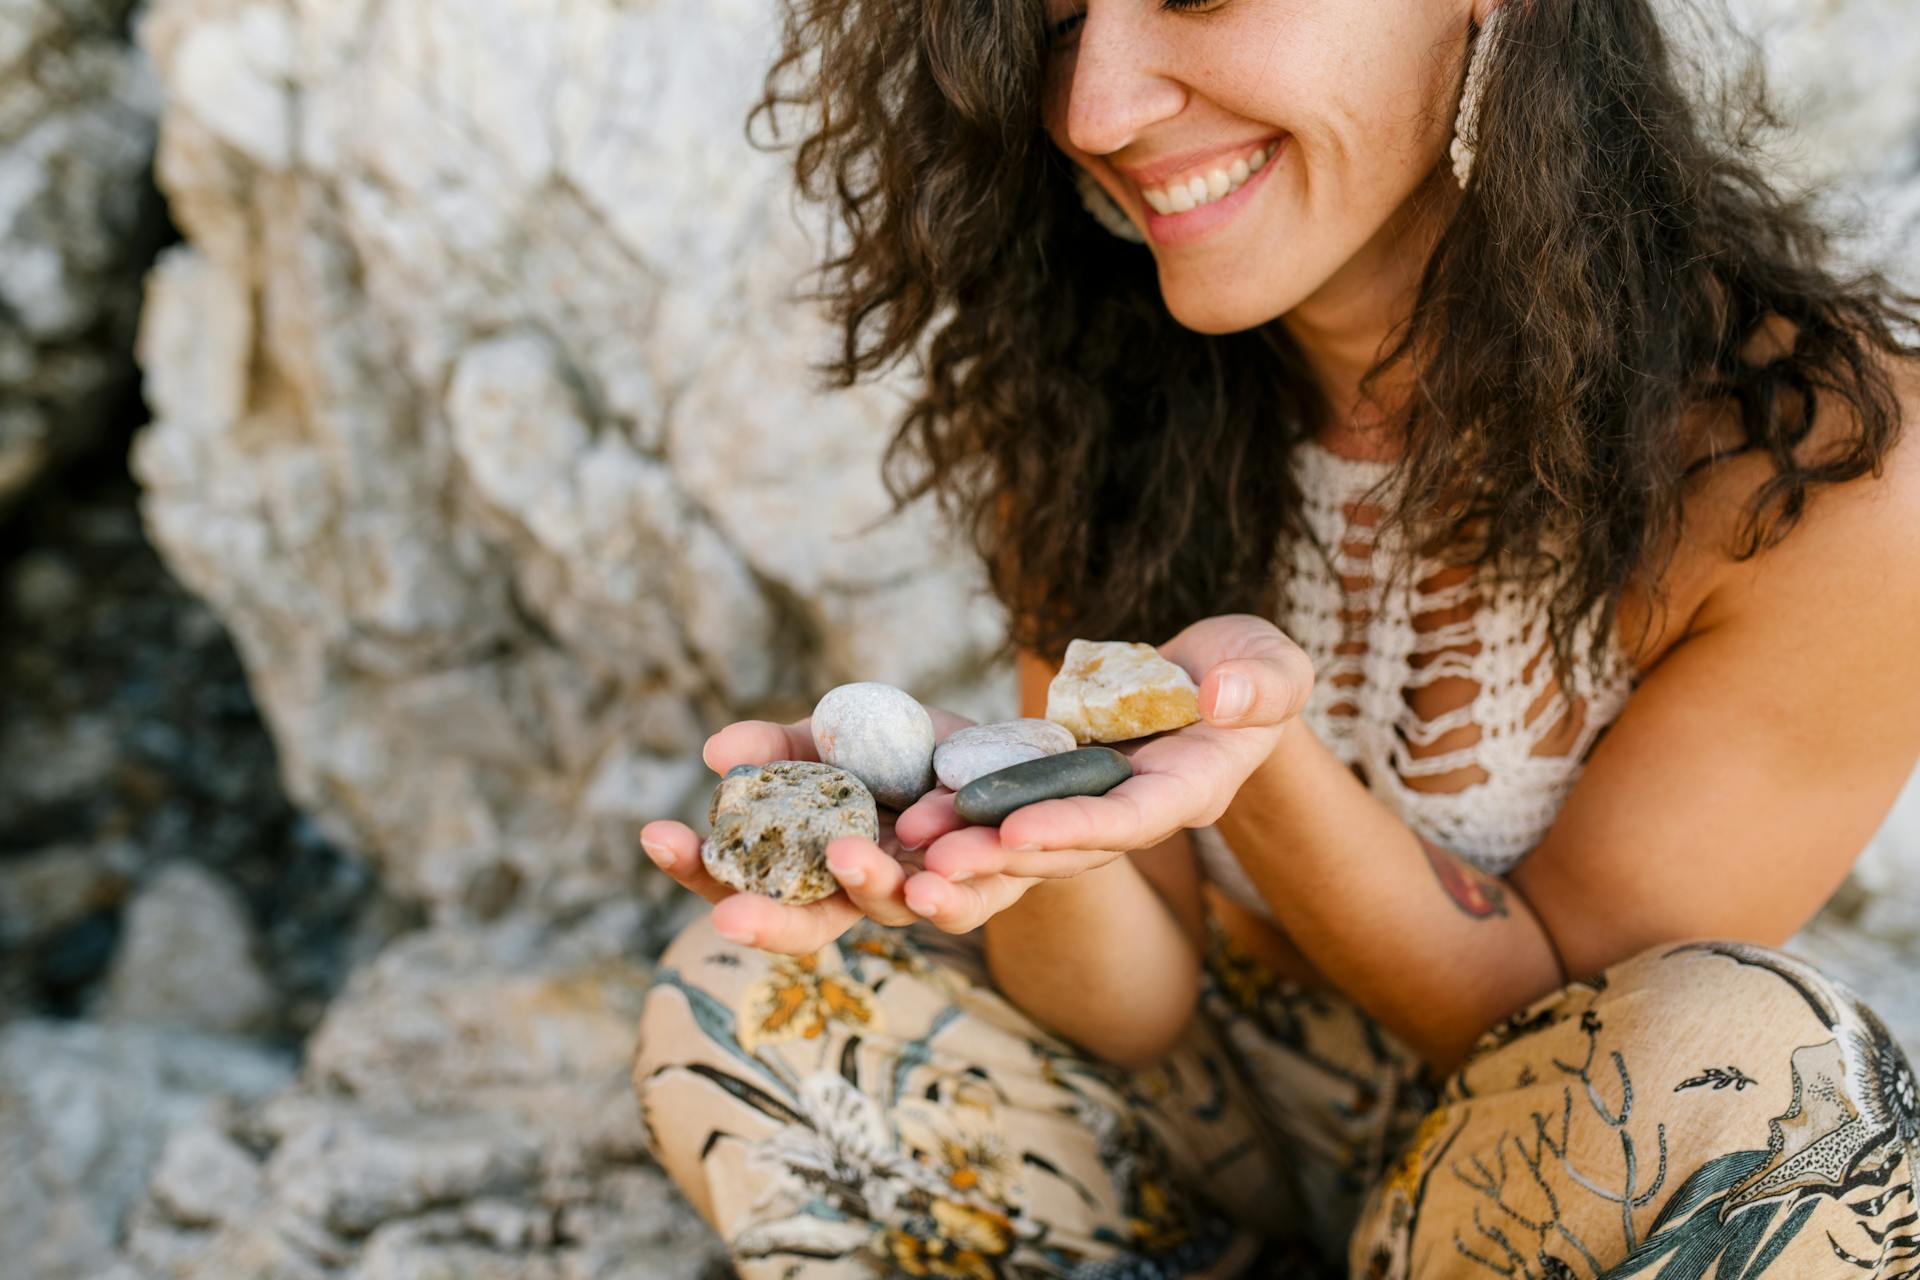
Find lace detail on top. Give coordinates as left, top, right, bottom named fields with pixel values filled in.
left=1193, top=439, right=1641, bottom=921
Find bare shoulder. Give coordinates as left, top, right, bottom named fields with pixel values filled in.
left=1624, top=338, right=1920, bottom=668
left=1686, top=346, right=1920, bottom=634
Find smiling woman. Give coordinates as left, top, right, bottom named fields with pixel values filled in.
left=633, top=1, right=1920, bottom=1277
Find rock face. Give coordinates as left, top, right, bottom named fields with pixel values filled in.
left=0, top=0, right=165, bottom=515
left=701, top=761, right=878, bottom=905
left=127, top=0, right=1015, bottom=925
left=1046, top=640, right=1201, bottom=744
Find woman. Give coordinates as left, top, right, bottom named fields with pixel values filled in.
left=634, top=1, right=1920, bottom=1276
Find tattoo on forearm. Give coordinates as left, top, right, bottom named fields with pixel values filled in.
left=1419, top=838, right=1510, bottom=919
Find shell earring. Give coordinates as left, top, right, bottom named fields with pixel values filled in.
left=1074, top=165, right=1147, bottom=244
left=1449, top=4, right=1510, bottom=190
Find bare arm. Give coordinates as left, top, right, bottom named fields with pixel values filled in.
left=980, top=648, right=1206, bottom=1070
left=1219, top=392, right=1920, bottom=1077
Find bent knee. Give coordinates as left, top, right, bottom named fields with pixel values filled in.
left=633, top=908, right=762, bottom=1096
left=1467, top=937, right=1882, bottom=1079
left=1591, top=936, right=1849, bottom=1023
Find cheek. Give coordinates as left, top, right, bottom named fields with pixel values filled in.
left=1261, top=6, right=1460, bottom=182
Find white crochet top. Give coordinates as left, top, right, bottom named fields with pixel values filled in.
left=1192, top=438, right=1642, bottom=921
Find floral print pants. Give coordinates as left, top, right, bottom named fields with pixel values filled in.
left=634, top=912, right=1919, bottom=1279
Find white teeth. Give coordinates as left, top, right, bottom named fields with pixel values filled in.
left=1138, top=139, right=1279, bottom=216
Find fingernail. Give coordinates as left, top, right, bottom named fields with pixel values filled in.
left=828, top=859, right=866, bottom=888
left=1214, top=672, right=1253, bottom=722
left=905, top=882, right=939, bottom=917
left=640, top=839, right=673, bottom=869
left=1008, top=841, right=1039, bottom=853
left=716, top=924, right=756, bottom=946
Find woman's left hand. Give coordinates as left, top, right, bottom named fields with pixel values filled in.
left=891, top=613, right=1314, bottom=924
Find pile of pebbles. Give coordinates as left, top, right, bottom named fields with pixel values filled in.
left=701, top=640, right=1201, bottom=905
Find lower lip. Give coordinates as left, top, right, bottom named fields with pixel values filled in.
left=1139, top=136, right=1286, bottom=247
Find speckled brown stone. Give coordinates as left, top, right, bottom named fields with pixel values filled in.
left=700, top=760, right=879, bottom=905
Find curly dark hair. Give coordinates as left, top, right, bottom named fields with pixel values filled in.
left=746, top=0, right=1919, bottom=679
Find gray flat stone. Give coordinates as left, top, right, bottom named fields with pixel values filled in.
left=953, top=747, right=1134, bottom=826
left=933, top=718, right=1077, bottom=792
left=700, top=761, right=878, bottom=904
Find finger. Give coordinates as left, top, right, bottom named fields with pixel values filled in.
left=702, top=719, right=818, bottom=774
left=919, top=824, right=1012, bottom=879
left=997, top=775, right=1185, bottom=854
left=824, top=835, right=919, bottom=927
left=893, top=787, right=965, bottom=851
left=711, top=889, right=863, bottom=955
left=1200, top=657, right=1309, bottom=728
left=1158, top=615, right=1315, bottom=728
left=921, top=824, right=1114, bottom=881
left=903, top=869, right=1036, bottom=933
left=639, top=819, right=734, bottom=904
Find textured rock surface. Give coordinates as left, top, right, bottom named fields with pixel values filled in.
left=0, top=1020, right=293, bottom=1280
left=97, top=860, right=275, bottom=1034
left=112, top=913, right=727, bottom=1279
left=0, top=0, right=165, bottom=514
left=1046, top=640, right=1202, bottom=744
left=934, top=718, right=1079, bottom=792
left=811, top=682, right=937, bottom=809
left=128, top=0, right=1014, bottom=928
left=702, top=761, right=878, bottom=905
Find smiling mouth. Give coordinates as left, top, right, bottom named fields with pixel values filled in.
left=1133, top=138, right=1283, bottom=215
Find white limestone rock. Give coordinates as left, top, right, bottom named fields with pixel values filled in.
left=1046, top=639, right=1202, bottom=744
left=933, top=718, right=1078, bottom=792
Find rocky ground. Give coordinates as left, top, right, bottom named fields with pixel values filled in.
left=0, top=449, right=728, bottom=1278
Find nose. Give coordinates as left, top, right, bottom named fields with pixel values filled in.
left=1057, top=8, right=1186, bottom=158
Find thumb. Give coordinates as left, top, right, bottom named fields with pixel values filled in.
left=1200, top=652, right=1312, bottom=728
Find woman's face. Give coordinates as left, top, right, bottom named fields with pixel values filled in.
left=1041, top=0, right=1485, bottom=335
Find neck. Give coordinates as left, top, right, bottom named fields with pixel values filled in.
left=1275, top=169, right=1458, bottom=459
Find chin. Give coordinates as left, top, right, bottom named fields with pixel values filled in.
left=1156, top=271, right=1298, bottom=336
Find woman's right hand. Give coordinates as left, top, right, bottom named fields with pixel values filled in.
left=639, top=710, right=974, bottom=954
